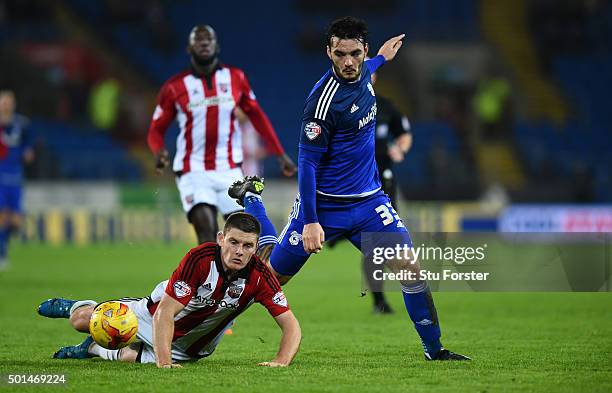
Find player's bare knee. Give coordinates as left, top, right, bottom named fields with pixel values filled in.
left=266, top=263, right=292, bottom=285
left=189, top=204, right=218, bottom=244
left=386, top=257, right=422, bottom=285
left=118, top=343, right=141, bottom=363
left=277, top=274, right=292, bottom=285
left=256, top=244, right=276, bottom=262
left=8, top=214, right=22, bottom=230
left=69, top=305, right=94, bottom=332
left=0, top=211, right=8, bottom=226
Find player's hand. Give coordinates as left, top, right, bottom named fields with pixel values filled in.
left=302, top=223, right=324, bottom=254
left=377, top=34, right=405, bottom=62
left=157, top=363, right=183, bottom=369
left=388, top=144, right=404, bottom=163
left=257, top=361, right=288, bottom=368
left=23, top=148, right=35, bottom=164
left=278, top=153, right=297, bottom=177
left=154, top=149, right=170, bottom=174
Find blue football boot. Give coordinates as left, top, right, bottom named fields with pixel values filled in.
left=53, top=336, right=94, bottom=359
left=38, top=298, right=77, bottom=318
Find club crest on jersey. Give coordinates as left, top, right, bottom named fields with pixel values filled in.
left=272, top=291, right=288, bottom=307
left=289, top=231, right=302, bottom=246
left=173, top=281, right=192, bottom=298
left=304, top=122, right=321, bottom=141
left=359, top=103, right=377, bottom=129
left=227, top=284, right=244, bottom=299
left=367, top=82, right=375, bottom=96
left=185, top=194, right=194, bottom=205
left=219, top=83, right=229, bottom=93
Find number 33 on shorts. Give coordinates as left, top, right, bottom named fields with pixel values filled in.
left=375, top=203, right=405, bottom=228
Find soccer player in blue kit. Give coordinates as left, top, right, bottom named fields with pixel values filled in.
left=0, top=90, right=34, bottom=270
left=230, top=17, right=469, bottom=361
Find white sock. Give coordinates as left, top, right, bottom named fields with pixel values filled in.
left=69, top=300, right=97, bottom=316
left=245, top=191, right=262, bottom=200
left=88, top=343, right=121, bottom=361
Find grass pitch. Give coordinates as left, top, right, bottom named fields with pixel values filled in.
left=0, top=243, right=610, bottom=392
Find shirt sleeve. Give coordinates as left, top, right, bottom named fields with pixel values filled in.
left=147, top=81, right=177, bottom=154
left=297, top=91, right=335, bottom=223
left=255, top=268, right=290, bottom=317
left=366, top=55, right=386, bottom=74
left=165, top=250, right=204, bottom=306
left=298, top=147, right=323, bottom=223
left=236, top=71, right=284, bottom=155
left=298, top=89, right=334, bottom=152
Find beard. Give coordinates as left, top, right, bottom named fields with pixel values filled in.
left=190, top=48, right=219, bottom=67
left=333, top=62, right=362, bottom=82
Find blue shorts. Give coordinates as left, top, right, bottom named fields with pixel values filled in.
left=0, top=184, right=22, bottom=213
left=270, top=191, right=412, bottom=276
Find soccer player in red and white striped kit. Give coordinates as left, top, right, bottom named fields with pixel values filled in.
left=148, top=25, right=296, bottom=244
left=38, top=213, right=301, bottom=368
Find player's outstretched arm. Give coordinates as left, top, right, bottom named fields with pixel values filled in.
left=377, top=34, right=405, bottom=62
left=258, top=310, right=301, bottom=367
left=153, top=294, right=186, bottom=368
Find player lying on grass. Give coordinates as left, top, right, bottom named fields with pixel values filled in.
left=38, top=213, right=301, bottom=368
left=229, top=175, right=469, bottom=361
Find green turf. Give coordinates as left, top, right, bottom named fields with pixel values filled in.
left=0, top=243, right=611, bottom=392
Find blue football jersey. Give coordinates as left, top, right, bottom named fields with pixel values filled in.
left=0, top=114, right=31, bottom=185
left=299, top=60, right=381, bottom=198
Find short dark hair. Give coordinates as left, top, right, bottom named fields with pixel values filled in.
left=326, top=16, right=368, bottom=47
left=223, top=212, right=261, bottom=236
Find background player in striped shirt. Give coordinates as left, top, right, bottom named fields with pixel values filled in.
left=37, top=213, right=301, bottom=368
left=147, top=25, right=296, bottom=245
left=0, top=90, right=34, bottom=271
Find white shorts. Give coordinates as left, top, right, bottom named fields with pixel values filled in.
left=122, top=298, right=231, bottom=364
left=175, top=168, right=243, bottom=215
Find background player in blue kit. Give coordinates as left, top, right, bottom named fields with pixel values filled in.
left=0, top=90, right=34, bottom=270
left=230, top=17, right=469, bottom=361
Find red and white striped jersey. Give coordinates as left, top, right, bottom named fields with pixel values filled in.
left=147, top=65, right=284, bottom=173
left=146, top=243, right=289, bottom=359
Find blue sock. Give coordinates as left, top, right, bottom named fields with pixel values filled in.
left=244, top=194, right=277, bottom=249
left=402, top=281, right=442, bottom=356
left=0, top=226, right=10, bottom=259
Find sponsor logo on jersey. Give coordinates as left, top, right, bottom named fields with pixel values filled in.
left=193, top=295, right=238, bottom=309
left=203, top=282, right=212, bottom=291
left=227, top=284, right=244, bottom=299
left=174, top=281, right=192, bottom=298
left=367, top=82, right=375, bottom=96
left=304, top=122, right=321, bottom=141
left=188, top=96, right=234, bottom=110
left=272, top=291, right=288, bottom=307
left=350, top=103, right=359, bottom=113
left=219, top=83, right=229, bottom=93
left=185, top=194, right=194, bottom=205
left=289, top=230, right=302, bottom=246
left=359, top=103, right=377, bottom=129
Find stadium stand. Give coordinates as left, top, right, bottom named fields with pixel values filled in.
left=2, top=0, right=609, bottom=200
